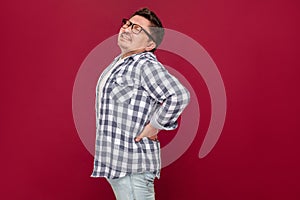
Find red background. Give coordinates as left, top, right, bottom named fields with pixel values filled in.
left=1, top=0, right=300, bottom=199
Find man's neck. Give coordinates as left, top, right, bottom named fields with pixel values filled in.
left=121, top=49, right=147, bottom=59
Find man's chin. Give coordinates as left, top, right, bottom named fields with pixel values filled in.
left=118, top=39, right=127, bottom=45
left=118, top=38, right=131, bottom=47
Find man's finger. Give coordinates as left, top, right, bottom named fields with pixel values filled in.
left=135, top=136, right=142, bottom=142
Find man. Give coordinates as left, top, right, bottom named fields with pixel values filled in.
left=91, top=8, right=190, bottom=200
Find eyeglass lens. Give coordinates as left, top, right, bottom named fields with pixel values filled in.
left=122, top=19, right=142, bottom=34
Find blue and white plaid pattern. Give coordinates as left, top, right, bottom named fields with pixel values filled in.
left=91, top=52, right=190, bottom=179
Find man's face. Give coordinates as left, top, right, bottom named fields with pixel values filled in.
left=118, top=15, right=154, bottom=56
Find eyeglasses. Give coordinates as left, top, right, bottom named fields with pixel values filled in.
left=121, top=18, right=156, bottom=44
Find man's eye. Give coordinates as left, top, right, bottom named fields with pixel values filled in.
left=133, top=25, right=141, bottom=31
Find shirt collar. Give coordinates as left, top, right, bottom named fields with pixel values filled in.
left=117, top=51, right=156, bottom=62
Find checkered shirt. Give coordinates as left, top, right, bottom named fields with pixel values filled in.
left=91, top=52, right=190, bottom=179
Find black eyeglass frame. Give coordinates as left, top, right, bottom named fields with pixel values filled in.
left=121, top=18, right=156, bottom=45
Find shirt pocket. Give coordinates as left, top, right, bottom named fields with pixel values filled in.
left=110, top=75, right=136, bottom=104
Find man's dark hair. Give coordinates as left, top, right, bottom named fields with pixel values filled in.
left=131, top=8, right=164, bottom=52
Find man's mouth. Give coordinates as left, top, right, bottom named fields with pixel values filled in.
left=121, top=33, right=131, bottom=41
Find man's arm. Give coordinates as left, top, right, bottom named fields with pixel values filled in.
left=135, top=60, right=190, bottom=141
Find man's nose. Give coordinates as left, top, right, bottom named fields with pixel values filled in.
left=123, top=26, right=131, bottom=33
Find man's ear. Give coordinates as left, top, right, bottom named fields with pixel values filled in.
left=145, top=41, right=156, bottom=52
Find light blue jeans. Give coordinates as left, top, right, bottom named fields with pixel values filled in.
left=106, top=172, right=156, bottom=200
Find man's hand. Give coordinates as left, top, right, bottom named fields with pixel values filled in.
left=135, top=123, right=159, bottom=142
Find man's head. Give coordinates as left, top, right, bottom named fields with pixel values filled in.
left=118, top=8, right=164, bottom=57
